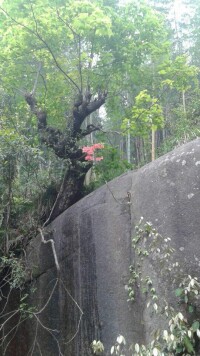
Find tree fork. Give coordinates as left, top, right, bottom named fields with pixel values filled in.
left=25, top=90, right=106, bottom=221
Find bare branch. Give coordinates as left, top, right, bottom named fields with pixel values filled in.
left=35, top=3, right=81, bottom=93
left=79, top=124, right=102, bottom=138
left=56, top=8, right=78, bottom=37
left=33, top=314, right=64, bottom=356
left=0, top=6, right=81, bottom=93
left=42, top=159, right=92, bottom=223
left=0, top=310, right=19, bottom=333
left=2, top=314, right=23, bottom=355
left=28, top=318, right=39, bottom=356
left=38, top=229, right=60, bottom=276
left=78, top=35, right=83, bottom=92
left=0, top=314, right=29, bottom=346
left=73, top=91, right=107, bottom=135
left=0, top=288, right=12, bottom=316
left=24, top=92, right=47, bottom=129
left=60, top=279, right=83, bottom=345
left=31, top=62, right=42, bottom=95
left=55, top=7, right=83, bottom=91
left=42, top=173, right=67, bottom=227
left=34, top=278, right=59, bottom=316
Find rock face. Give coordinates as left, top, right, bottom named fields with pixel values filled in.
left=1, top=138, right=200, bottom=355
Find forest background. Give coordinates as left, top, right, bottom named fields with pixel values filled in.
left=0, top=0, right=200, bottom=252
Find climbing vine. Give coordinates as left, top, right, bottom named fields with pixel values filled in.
left=108, top=219, right=200, bottom=356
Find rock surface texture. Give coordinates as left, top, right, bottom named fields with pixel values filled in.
left=1, top=138, right=200, bottom=355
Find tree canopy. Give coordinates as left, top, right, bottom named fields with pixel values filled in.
left=0, top=0, right=199, bottom=247
left=0, top=0, right=200, bottom=354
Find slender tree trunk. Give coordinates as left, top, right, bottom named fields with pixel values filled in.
left=135, top=137, right=140, bottom=166
left=182, top=90, right=186, bottom=116
left=151, top=128, right=156, bottom=161
left=142, top=137, right=147, bottom=163
left=127, top=120, right=131, bottom=164
left=120, top=138, right=124, bottom=160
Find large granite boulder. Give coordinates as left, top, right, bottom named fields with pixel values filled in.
left=1, top=138, right=200, bottom=355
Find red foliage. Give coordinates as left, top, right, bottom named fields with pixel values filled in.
left=82, top=143, right=104, bottom=161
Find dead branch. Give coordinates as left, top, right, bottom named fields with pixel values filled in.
left=38, top=228, right=60, bottom=276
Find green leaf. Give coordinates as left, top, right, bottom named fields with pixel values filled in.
left=189, top=305, right=194, bottom=313
left=183, top=336, right=195, bottom=353
left=192, top=321, right=200, bottom=331
left=176, top=346, right=183, bottom=353
left=175, top=288, right=184, bottom=297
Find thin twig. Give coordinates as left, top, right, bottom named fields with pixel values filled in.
left=2, top=314, right=23, bottom=356
left=78, top=35, right=83, bottom=92
left=55, top=8, right=78, bottom=37
left=0, top=288, right=12, bottom=316
left=31, top=62, right=42, bottom=95
left=0, top=316, right=29, bottom=349
left=28, top=318, right=38, bottom=356
left=31, top=3, right=80, bottom=93
left=0, top=310, right=19, bottom=332
left=0, top=6, right=80, bottom=93
left=42, top=171, right=66, bottom=227
left=33, top=314, right=64, bottom=356
left=105, top=180, right=131, bottom=206
left=36, top=340, right=43, bottom=356
left=56, top=6, right=83, bottom=90
left=34, top=278, right=59, bottom=315
left=60, top=279, right=83, bottom=345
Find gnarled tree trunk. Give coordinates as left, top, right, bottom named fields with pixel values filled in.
left=25, top=89, right=107, bottom=223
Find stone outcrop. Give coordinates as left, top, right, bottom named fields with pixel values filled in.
left=1, top=138, right=200, bottom=355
